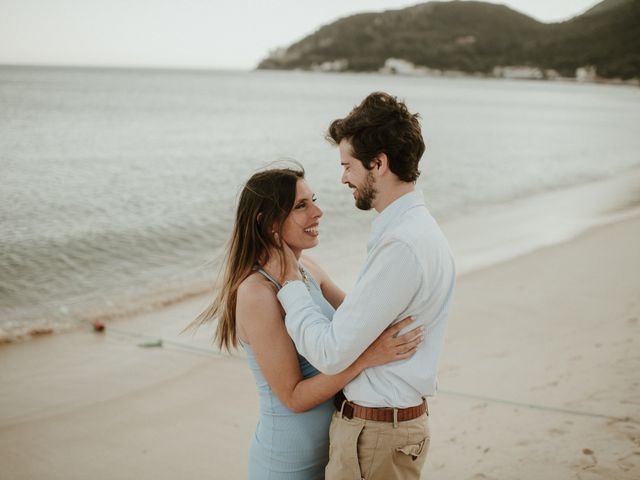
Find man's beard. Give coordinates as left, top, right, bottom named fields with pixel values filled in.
left=354, top=172, right=377, bottom=211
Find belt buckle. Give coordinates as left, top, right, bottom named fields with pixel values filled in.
left=337, top=396, right=355, bottom=420
left=342, top=402, right=354, bottom=419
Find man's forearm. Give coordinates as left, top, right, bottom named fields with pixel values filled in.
left=279, top=241, right=422, bottom=374
left=279, top=282, right=362, bottom=374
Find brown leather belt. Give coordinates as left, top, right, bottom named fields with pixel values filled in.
left=334, top=391, right=428, bottom=423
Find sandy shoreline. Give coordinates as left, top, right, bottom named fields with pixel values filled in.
left=5, top=168, right=640, bottom=344
left=1, top=213, right=639, bottom=479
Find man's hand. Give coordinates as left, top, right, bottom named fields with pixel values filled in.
left=354, top=316, right=424, bottom=371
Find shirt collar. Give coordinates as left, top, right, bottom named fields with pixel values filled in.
left=367, top=189, right=426, bottom=251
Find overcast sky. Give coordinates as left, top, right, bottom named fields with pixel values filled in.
left=0, top=0, right=602, bottom=70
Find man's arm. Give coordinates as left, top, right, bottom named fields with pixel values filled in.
left=278, top=239, right=422, bottom=374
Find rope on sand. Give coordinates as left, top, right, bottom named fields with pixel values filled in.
left=95, top=324, right=630, bottom=422
left=104, top=326, right=232, bottom=358
left=438, top=389, right=629, bottom=422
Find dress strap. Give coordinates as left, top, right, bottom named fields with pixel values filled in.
left=255, top=268, right=282, bottom=290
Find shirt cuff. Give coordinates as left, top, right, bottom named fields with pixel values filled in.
left=277, top=280, right=311, bottom=313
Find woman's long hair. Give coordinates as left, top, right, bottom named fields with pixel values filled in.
left=188, top=166, right=305, bottom=351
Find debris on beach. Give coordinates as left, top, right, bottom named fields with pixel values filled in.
left=138, top=339, right=163, bottom=348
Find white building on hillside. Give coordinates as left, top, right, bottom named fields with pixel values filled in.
left=576, top=65, right=597, bottom=82
left=493, top=66, right=544, bottom=80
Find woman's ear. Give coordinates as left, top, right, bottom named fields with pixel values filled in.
left=256, top=212, right=263, bottom=224
left=271, top=221, right=282, bottom=245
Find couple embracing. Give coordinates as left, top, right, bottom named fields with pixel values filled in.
left=192, top=92, right=455, bottom=479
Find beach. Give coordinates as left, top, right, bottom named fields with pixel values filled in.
left=2, top=66, right=640, bottom=479
left=1, top=209, right=638, bottom=480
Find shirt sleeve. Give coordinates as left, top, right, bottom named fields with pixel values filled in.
left=278, top=238, right=423, bottom=375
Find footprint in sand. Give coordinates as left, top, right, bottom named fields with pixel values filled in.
left=579, top=448, right=598, bottom=469
left=615, top=451, right=638, bottom=472
left=620, top=394, right=640, bottom=406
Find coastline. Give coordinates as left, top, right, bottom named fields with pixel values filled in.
left=3, top=64, right=638, bottom=88
left=255, top=67, right=640, bottom=88
left=4, top=167, right=640, bottom=346
left=1, top=210, right=639, bottom=479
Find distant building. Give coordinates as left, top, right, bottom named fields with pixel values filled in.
left=380, top=58, right=435, bottom=76
left=493, top=66, right=544, bottom=80
left=576, top=65, right=597, bottom=82
left=311, top=59, right=348, bottom=72
left=544, top=69, right=561, bottom=80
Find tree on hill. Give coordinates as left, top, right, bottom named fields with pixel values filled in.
left=257, top=0, right=640, bottom=80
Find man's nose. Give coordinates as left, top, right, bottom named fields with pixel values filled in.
left=341, top=171, right=348, bottom=184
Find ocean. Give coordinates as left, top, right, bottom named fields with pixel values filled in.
left=1, top=66, right=640, bottom=341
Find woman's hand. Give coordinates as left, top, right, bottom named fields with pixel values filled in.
left=355, top=316, right=424, bottom=371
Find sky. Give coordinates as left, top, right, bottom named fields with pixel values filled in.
left=0, top=0, right=603, bottom=70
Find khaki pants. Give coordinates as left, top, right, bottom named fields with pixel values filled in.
left=325, top=410, right=430, bottom=480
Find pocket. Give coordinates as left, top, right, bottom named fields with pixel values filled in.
left=356, top=424, right=380, bottom=479
left=392, top=436, right=430, bottom=475
left=326, top=415, right=366, bottom=480
left=395, top=438, right=426, bottom=460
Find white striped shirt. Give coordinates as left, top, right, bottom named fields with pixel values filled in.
left=278, top=190, right=455, bottom=407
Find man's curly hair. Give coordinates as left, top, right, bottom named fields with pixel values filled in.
left=327, top=92, right=425, bottom=182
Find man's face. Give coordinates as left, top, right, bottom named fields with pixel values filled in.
left=339, top=139, right=377, bottom=211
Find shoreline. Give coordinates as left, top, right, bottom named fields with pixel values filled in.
left=4, top=167, right=640, bottom=345
left=255, top=67, right=640, bottom=88
left=2, top=64, right=639, bottom=88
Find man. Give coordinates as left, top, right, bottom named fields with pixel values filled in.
left=277, top=92, right=455, bottom=479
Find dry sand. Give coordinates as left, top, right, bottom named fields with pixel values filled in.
left=1, top=215, right=639, bottom=479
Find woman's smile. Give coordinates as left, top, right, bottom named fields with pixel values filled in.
left=303, top=224, right=319, bottom=237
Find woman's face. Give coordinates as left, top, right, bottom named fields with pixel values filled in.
left=280, top=179, right=322, bottom=254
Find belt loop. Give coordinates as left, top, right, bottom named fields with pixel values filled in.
left=339, top=400, right=347, bottom=419
left=393, top=408, right=398, bottom=428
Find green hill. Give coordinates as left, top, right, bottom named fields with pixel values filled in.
left=257, top=0, right=640, bottom=80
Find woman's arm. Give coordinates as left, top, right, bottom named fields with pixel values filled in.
left=237, top=278, right=422, bottom=413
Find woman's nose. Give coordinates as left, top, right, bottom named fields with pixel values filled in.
left=313, top=203, right=323, bottom=218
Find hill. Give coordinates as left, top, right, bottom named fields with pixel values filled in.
left=257, top=0, right=640, bottom=80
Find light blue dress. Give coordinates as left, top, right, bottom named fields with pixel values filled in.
left=243, top=268, right=335, bottom=480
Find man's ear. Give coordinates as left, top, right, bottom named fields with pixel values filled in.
left=373, top=152, right=389, bottom=176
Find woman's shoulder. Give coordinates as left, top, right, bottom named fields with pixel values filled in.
left=237, top=272, right=285, bottom=340
left=237, top=272, right=278, bottom=304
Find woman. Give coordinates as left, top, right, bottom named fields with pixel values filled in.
left=192, top=166, right=423, bottom=479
